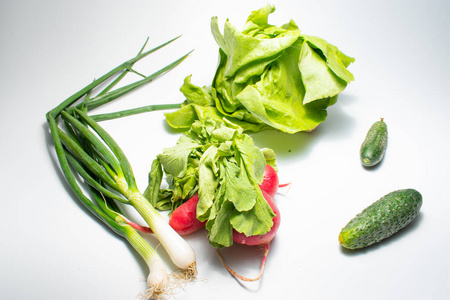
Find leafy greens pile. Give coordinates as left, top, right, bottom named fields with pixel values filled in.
left=145, top=118, right=277, bottom=247
left=165, top=4, right=355, bottom=133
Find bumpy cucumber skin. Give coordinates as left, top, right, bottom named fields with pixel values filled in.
left=360, top=119, right=388, bottom=167
left=339, top=189, right=422, bottom=249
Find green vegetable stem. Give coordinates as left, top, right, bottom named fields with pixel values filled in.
left=46, top=37, right=196, bottom=298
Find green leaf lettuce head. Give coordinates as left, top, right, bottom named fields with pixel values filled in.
left=146, top=118, right=277, bottom=247
left=165, top=4, right=355, bottom=133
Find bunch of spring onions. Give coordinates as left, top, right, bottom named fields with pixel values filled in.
left=46, top=37, right=196, bottom=299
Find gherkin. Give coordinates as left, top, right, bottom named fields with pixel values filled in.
left=339, top=189, right=422, bottom=249
left=360, top=118, right=388, bottom=167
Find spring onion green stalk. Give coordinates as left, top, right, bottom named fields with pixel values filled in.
left=58, top=134, right=171, bottom=298
left=59, top=109, right=196, bottom=271
left=91, top=189, right=170, bottom=297
left=46, top=37, right=197, bottom=297
left=47, top=36, right=187, bottom=120
left=120, top=218, right=169, bottom=293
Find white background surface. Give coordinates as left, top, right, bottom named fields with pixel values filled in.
left=1, top=0, right=450, bottom=299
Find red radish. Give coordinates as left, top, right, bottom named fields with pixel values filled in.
left=259, top=164, right=290, bottom=197
left=134, top=165, right=285, bottom=237
left=217, top=190, right=281, bottom=282
left=130, top=166, right=287, bottom=238
left=259, top=165, right=279, bottom=197
left=124, top=217, right=153, bottom=234
left=169, top=194, right=206, bottom=235
left=233, top=190, right=280, bottom=246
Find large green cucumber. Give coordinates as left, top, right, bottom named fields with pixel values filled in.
left=360, top=118, right=388, bottom=167
left=339, top=189, right=422, bottom=249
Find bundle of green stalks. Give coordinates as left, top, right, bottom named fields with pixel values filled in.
left=46, top=37, right=196, bottom=299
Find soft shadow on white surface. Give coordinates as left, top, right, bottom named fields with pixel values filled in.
left=251, top=93, right=357, bottom=160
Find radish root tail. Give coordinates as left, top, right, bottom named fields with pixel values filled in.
left=215, top=244, right=270, bottom=282
left=278, top=182, right=292, bottom=193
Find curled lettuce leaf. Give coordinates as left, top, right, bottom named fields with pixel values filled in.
left=166, top=4, right=354, bottom=133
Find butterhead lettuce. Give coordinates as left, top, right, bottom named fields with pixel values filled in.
left=165, top=4, right=354, bottom=133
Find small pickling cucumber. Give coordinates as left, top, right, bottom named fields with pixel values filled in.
left=339, top=189, right=422, bottom=249
left=360, top=118, right=388, bottom=167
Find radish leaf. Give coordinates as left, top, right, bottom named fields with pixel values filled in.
left=148, top=118, right=276, bottom=247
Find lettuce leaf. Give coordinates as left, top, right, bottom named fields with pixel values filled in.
left=165, top=4, right=354, bottom=133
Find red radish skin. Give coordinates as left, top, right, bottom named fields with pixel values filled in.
left=168, top=164, right=285, bottom=237
left=124, top=218, right=153, bottom=234
left=233, top=190, right=280, bottom=245
left=169, top=194, right=206, bottom=235
left=133, top=165, right=285, bottom=238
left=259, top=165, right=279, bottom=198
left=169, top=164, right=284, bottom=236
